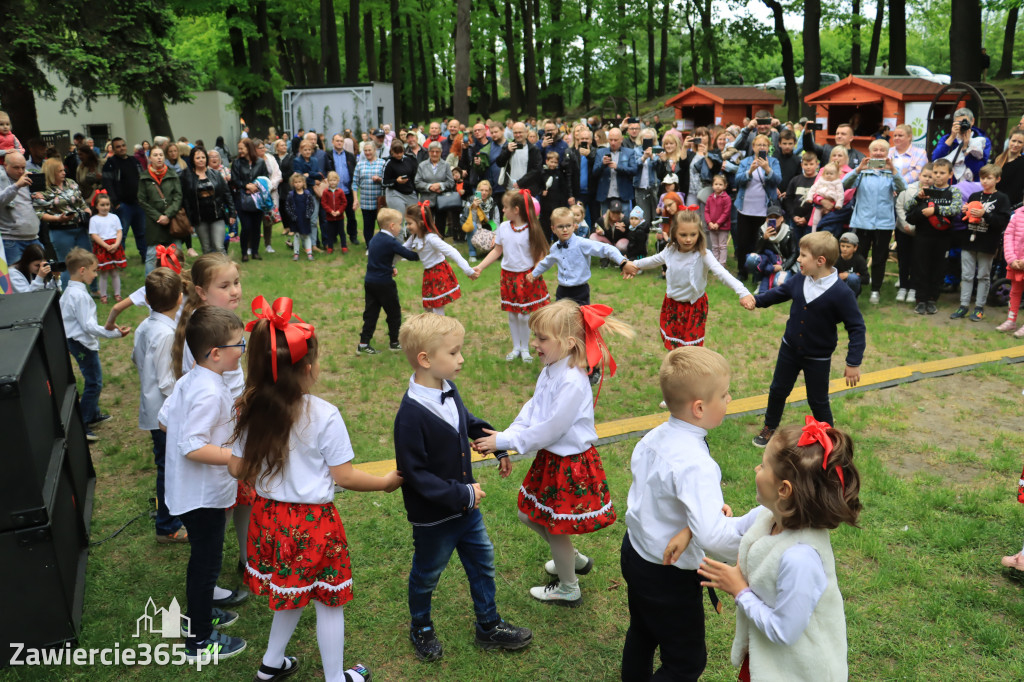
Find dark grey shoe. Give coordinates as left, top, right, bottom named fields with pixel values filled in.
left=410, top=625, right=443, bottom=662
left=475, top=619, right=533, bottom=651
left=925, top=301, right=938, bottom=315
left=357, top=343, right=379, bottom=355
left=752, top=426, right=775, bottom=448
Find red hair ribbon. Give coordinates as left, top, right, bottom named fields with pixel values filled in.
left=684, top=204, right=700, bottom=211
left=155, top=244, right=181, bottom=273
left=579, top=304, right=617, bottom=407
left=245, top=296, right=315, bottom=381
left=91, top=188, right=109, bottom=207
left=417, top=200, right=434, bottom=234
left=519, top=188, right=535, bottom=219
left=797, top=415, right=844, bottom=491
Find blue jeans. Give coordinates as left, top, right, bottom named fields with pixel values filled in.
left=150, top=429, right=182, bottom=536
left=408, top=509, right=499, bottom=627
left=116, top=202, right=147, bottom=258
left=2, top=238, right=43, bottom=266
left=179, top=507, right=226, bottom=645
left=844, top=272, right=862, bottom=297
left=764, top=340, right=833, bottom=430
left=67, top=338, right=102, bottom=424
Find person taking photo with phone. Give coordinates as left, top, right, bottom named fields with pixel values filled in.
left=734, top=135, right=782, bottom=282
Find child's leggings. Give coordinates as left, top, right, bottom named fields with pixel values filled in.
left=262, top=602, right=347, bottom=681
left=507, top=312, right=532, bottom=352
left=293, top=234, right=313, bottom=255
left=1009, top=278, right=1024, bottom=320
left=518, top=511, right=578, bottom=586
left=97, top=271, right=121, bottom=298
left=708, top=230, right=729, bottom=265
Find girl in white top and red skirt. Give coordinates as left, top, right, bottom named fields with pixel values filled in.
left=88, top=192, right=126, bottom=303
left=229, top=296, right=402, bottom=682
left=473, top=189, right=551, bottom=362
left=474, top=299, right=634, bottom=607
left=403, top=202, right=478, bottom=315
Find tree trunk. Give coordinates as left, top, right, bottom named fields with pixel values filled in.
left=390, top=0, right=403, bottom=124
left=684, top=2, right=699, bottom=86
left=851, top=0, right=861, bottom=74
left=143, top=89, right=173, bottom=139
left=995, top=7, right=1018, bottom=79
left=546, top=0, right=565, bottom=112
left=306, top=25, right=324, bottom=85
left=503, top=2, right=522, bottom=116
left=412, top=14, right=429, bottom=121
left=950, top=0, right=982, bottom=81
left=699, top=0, right=718, bottom=83
left=0, top=67, right=41, bottom=141
left=378, top=19, right=388, bottom=81
left=658, top=0, right=669, bottom=95
left=763, top=0, right=798, bottom=119
left=646, top=0, right=656, bottom=98
left=246, top=1, right=276, bottom=135
left=532, top=0, right=546, bottom=97
left=424, top=20, right=442, bottom=113
left=580, top=0, right=594, bottom=109
left=364, top=11, right=378, bottom=80
left=522, top=1, right=538, bottom=116
left=321, top=0, right=342, bottom=85
left=802, top=0, right=821, bottom=117
left=888, top=0, right=906, bottom=75
left=489, top=37, right=499, bottom=113
left=453, top=0, right=470, bottom=121
left=345, top=0, right=361, bottom=82
left=865, top=0, right=884, bottom=74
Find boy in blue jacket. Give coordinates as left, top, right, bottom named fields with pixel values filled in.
left=393, top=313, right=532, bottom=662
left=357, top=208, right=419, bottom=354
left=750, top=231, right=866, bottom=447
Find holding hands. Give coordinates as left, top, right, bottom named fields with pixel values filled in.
left=740, top=294, right=755, bottom=310
left=473, top=427, right=499, bottom=454
left=621, top=261, right=639, bottom=279
left=698, top=557, right=748, bottom=597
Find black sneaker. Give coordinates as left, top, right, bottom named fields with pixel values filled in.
left=357, top=343, right=378, bottom=355
left=914, top=302, right=927, bottom=315
left=184, top=629, right=247, bottom=663
left=752, top=426, right=775, bottom=448
left=925, top=301, right=938, bottom=315
left=88, top=413, right=112, bottom=426
left=255, top=655, right=300, bottom=681
left=949, top=305, right=968, bottom=319
left=389, top=341, right=402, bottom=351
left=182, top=608, right=237, bottom=637
left=85, top=430, right=99, bottom=443
left=969, top=306, right=984, bottom=322
left=475, top=619, right=533, bottom=651
left=410, top=624, right=443, bottom=662
left=212, top=588, right=248, bottom=608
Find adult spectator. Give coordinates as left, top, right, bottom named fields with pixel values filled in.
left=134, top=143, right=149, bottom=169
left=103, top=137, right=147, bottom=259
left=802, top=122, right=865, bottom=167
left=273, top=138, right=295, bottom=236
left=229, top=138, right=269, bottom=262
left=353, top=140, right=386, bottom=245
left=467, top=121, right=500, bottom=197
left=181, top=147, right=234, bottom=254
left=733, top=135, right=782, bottom=281
left=33, top=157, right=91, bottom=287
left=76, top=144, right=104, bottom=204
left=995, top=127, right=1024, bottom=207
left=84, top=137, right=101, bottom=158
left=441, top=119, right=462, bottom=157
left=415, top=141, right=456, bottom=236
left=495, top=122, right=542, bottom=194
left=566, top=123, right=597, bottom=225
left=650, top=114, right=665, bottom=138
left=0, top=152, right=43, bottom=263
left=63, top=133, right=86, bottom=177
left=656, top=132, right=689, bottom=198
left=164, top=141, right=187, bottom=175
left=303, top=131, right=327, bottom=174
left=405, top=130, right=426, bottom=162
left=25, top=137, right=46, bottom=172
left=326, top=133, right=358, bottom=246
left=734, top=111, right=782, bottom=154
left=621, top=118, right=643, bottom=149
left=887, top=124, right=928, bottom=184
left=382, top=139, right=419, bottom=211
left=424, top=122, right=444, bottom=149
left=371, top=128, right=387, bottom=153
left=254, top=139, right=282, bottom=254
left=537, top=120, right=568, bottom=162
left=634, top=127, right=661, bottom=230
left=592, top=127, right=638, bottom=214
left=931, top=107, right=991, bottom=183
left=137, top=147, right=182, bottom=274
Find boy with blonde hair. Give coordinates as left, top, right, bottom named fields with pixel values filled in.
left=358, top=208, right=419, bottom=354
left=750, top=231, right=866, bottom=446
left=393, top=313, right=531, bottom=662
left=622, top=346, right=762, bottom=680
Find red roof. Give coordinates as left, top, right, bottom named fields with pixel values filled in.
left=804, top=76, right=948, bottom=104
left=666, top=86, right=782, bottom=107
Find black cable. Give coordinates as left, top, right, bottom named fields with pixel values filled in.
left=88, top=510, right=152, bottom=547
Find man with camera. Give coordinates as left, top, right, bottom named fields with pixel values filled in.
left=592, top=128, right=638, bottom=215
left=495, top=122, right=542, bottom=194
left=0, top=152, right=43, bottom=264
left=802, top=122, right=865, bottom=167
left=537, top=120, right=568, bottom=163
left=621, top=118, right=643, bottom=149
left=734, top=110, right=782, bottom=154
left=931, top=107, right=991, bottom=183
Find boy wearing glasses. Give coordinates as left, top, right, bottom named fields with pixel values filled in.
left=158, top=305, right=248, bottom=662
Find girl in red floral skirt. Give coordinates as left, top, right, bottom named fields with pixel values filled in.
left=402, top=202, right=478, bottom=316
left=473, top=189, right=550, bottom=362
left=230, top=296, right=402, bottom=682
left=88, top=193, right=126, bottom=303
left=474, top=299, right=634, bottom=607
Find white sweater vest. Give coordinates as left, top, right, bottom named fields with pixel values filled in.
left=731, top=509, right=848, bottom=681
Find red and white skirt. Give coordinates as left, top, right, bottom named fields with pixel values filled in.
left=422, top=261, right=461, bottom=308
left=245, top=498, right=353, bottom=611
left=229, top=480, right=259, bottom=509
left=517, top=446, right=616, bottom=535
left=93, top=239, right=126, bottom=271
left=500, top=269, right=549, bottom=314
left=659, top=294, right=708, bottom=349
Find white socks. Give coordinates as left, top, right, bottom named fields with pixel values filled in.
left=432, top=306, right=446, bottom=316
left=259, top=607, right=303, bottom=677
left=506, top=313, right=531, bottom=352
left=314, top=602, right=346, bottom=682
left=518, top=511, right=578, bottom=586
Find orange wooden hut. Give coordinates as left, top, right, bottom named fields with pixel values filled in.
left=802, top=76, right=959, bottom=154
left=665, top=86, right=782, bottom=129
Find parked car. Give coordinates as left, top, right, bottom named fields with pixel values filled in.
left=905, top=65, right=951, bottom=84
left=757, top=73, right=840, bottom=90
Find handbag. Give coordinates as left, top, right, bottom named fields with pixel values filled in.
left=437, top=190, right=462, bottom=211
left=471, top=223, right=496, bottom=253
left=153, top=181, right=193, bottom=238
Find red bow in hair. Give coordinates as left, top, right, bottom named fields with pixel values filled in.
left=797, top=415, right=844, bottom=491
left=91, top=188, right=108, bottom=208
left=519, top=188, right=535, bottom=218
left=155, top=244, right=181, bottom=273
left=417, top=200, right=432, bottom=233
left=245, top=296, right=315, bottom=381
left=684, top=204, right=700, bottom=211
left=579, top=304, right=617, bottom=406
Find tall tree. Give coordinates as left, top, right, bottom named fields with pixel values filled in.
left=522, top=0, right=538, bottom=115
left=888, top=0, right=907, bottom=74
left=502, top=1, right=523, bottom=115
left=580, top=0, right=595, bottom=109
left=545, top=0, right=565, bottom=112
left=321, top=0, right=342, bottom=84
left=995, top=5, right=1020, bottom=79
left=247, top=0, right=278, bottom=133
left=345, top=0, right=361, bottom=82
left=378, top=18, right=389, bottom=80
left=762, top=0, right=798, bottom=118
left=683, top=2, right=699, bottom=86
left=803, top=0, right=821, bottom=117
left=453, top=0, right=470, bottom=121
left=363, top=11, right=378, bottom=80
left=390, top=0, right=403, bottom=123
left=658, top=0, right=669, bottom=95
left=646, top=0, right=656, bottom=98
left=950, top=0, right=982, bottom=81
left=865, top=0, right=884, bottom=74
left=851, top=0, right=862, bottom=74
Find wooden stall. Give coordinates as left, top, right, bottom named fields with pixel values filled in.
left=665, top=86, right=782, bottom=130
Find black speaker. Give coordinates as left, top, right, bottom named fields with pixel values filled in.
left=0, top=290, right=74, bottom=402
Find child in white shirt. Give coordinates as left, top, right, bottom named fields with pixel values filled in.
left=88, top=193, right=126, bottom=302
left=403, top=202, right=478, bottom=316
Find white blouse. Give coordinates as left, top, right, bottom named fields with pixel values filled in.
left=634, top=247, right=750, bottom=304
left=495, top=220, right=536, bottom=272
left=404, top=232, right=475, bottom=274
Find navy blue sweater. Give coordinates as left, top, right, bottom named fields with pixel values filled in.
left=755, top=273, right=866, bottom=367
left=364, top=230, right=419, bottom=284
left=394, top=381, right=506, bottom=525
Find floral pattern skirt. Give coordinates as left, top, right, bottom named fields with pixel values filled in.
left=660, top=294, right=708, bottom=349
left=422, top=261, right=461, bottom=308
left=518, top=446, right=616, bottom=535
left=245, top=498, right=353, bottom=611
left=500, top=268, right=549, bottom=313
left=93, top=239, right=126, bottom=270
left=229, top=480, right=258, bottom=509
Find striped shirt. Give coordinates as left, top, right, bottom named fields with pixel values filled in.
left=888, top=144, right=928, bottom=184
left=354, top=157, right=387, bottom=209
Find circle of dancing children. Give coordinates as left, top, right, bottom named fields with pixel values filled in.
left=88, top=192, right=127, bottom=303
left=698, top=418, right=861, bottom=682
left=402, top=202, right=479, bottom=316
left=474, top=300, right=634, bottom=607
left=473, top=189, right=551, bottom=362
left=229, top=296, right=401, bottom=682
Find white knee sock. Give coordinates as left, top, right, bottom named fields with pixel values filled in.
left=507, top=312, right=521, bottom=351
left=432, top=306, right=446, bottom=316
left=314, top=601, right=346, bottom=682
left=517, top=314, right=532, bottom=351
left=233, top=505, right=251, bottom=564
left=260, top=607, right=303, bottom=675
left=518, top=511, right=577, bottom=586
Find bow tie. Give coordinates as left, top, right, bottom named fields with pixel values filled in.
left=440, top=388, right=456, bottom=404
left=556, top=240, right=569, bottom=249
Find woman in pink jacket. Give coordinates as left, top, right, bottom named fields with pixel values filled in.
left=997, top=205, right=1024, bottom=337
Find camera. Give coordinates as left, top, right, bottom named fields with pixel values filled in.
left=46, top=260, right=67, bottom=273
left=579, top=141, right=590, bottom=150
left=867, top=159, right=886, bottom=169
left=756, top=117, right=771, bottom=126
left=642, top=138, right=654, bottom=150
left=652, top=146, right=665, bottom=154
left=956, top=118, right=971, bottom=132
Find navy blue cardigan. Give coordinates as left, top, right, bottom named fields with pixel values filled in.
left=754, top=273, right=866, bottom=367
left=365, top=231, right=419, bottom=284
left=394, top=381, right=506, bottom=526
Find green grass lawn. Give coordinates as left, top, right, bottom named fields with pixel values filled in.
left=7, top=220, right=1024, bottom=680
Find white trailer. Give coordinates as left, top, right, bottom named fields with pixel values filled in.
left=281, top=83, right=395, bottom=138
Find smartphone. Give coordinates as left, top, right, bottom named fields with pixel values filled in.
left=474, top=191, right=482, bottom=201
left=29, top=173, right=46, bottom=193
left=642, top=138, right=654, bottom=150
left=579, top=141, right=590, bottom=150
left=868, top=159, right=885, bottom=169
left=758, top=150, right=768, bottom=160
left=805, top=122, right=821, bottom=132
left=767, top=218, right=777, bottom=229
left=652, top=146, right=665, bottom=154
left=399, top=175, right=408, bottom=180
left=757, top=117, right=771, bottom=125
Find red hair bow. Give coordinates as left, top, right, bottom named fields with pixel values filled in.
left=519, top=188, right=536, bottom=219
left=91, top=188, right=108, bottom=207
left=155, top=244, right=181, bottom=273
left=245, top=296, right=315, bottom=381
left=580, top=304, right=617, bottom=406
left=684, top=204, right=700, bottom=211
left=797, top=415, right=844, bottom=491
left=417, top=200, right=434, bottom=234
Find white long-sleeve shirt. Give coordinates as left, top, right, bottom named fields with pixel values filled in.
left=132, top=310, right=177, bottom=431
left=625, top=417, right=763, bottom=569
left=735, top=543, right=827, bottom=645
left=495, top=356, right=596, bottom=456
left=9, top=268, right=59, bottom=293
left=60, top=280, right=122, bottom=350
left=403, top=232, right=475, bottom=274
left=633, top=247, right=750, bottom=304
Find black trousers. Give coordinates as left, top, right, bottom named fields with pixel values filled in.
left=323, top=219, right=345, bottom=249
left=179, top=507, right=226, bottom=645
left=913, top=232, right=951, bottom=303
left=894, top=228, right=915, bottom=290
left=621, top=533, right=707, bottom=681
left=237, top=209, right=263, bottom=257
left=344, top=192, right=358, bottom=243
left=555, top=283, right=591, bottom=306
left=855, top=228, right=893, bottom=293
left=361, top=208, right=379, bottom=246
left=764, top=340, right=833, bottom=429
left=734, top=213, right=763, bottom=278
left=360, top=280, right=402, bottom=345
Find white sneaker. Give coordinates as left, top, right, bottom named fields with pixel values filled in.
left=265, top=245, right=276, bottom=254
left=659, top=400, right=668, bottom=409
left=996, top=318, right=1018, bottom=332
left=529, top=580, right=582, bottom=607
left=869, top=291, right=880, bottom=304
left=895, top=288, right=907, bottom=302
left=469, top=256, right=478, bottom=263
left=906, top=289, right=916, bottom=304
left=544, top=550, right=593, bottom=576
left=520, top=351, right=533, bottom=363
left=505, top=349, right=520, bottom=361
